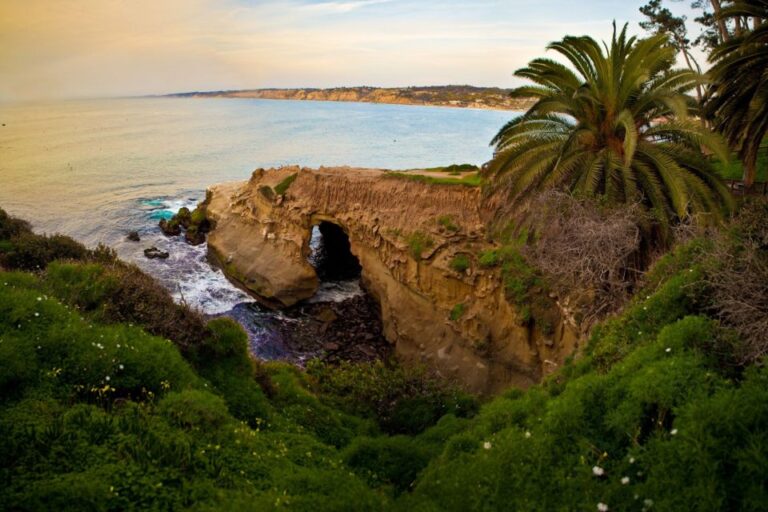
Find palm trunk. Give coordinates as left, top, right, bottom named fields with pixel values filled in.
left=679, top=45, right=703, bottom=105
left=744, top=161, right=756, bottom=190
left=710, top=0, right=731, bottom=43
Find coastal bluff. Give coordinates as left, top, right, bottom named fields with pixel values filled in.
left=205, top=166, right=580, bottom=394
left=171, top=86, right=535, bottom=111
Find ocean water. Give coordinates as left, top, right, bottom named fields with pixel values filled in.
left=0, top=97, right=515, bottom=354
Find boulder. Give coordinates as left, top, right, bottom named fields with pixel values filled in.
left=127, top=231, right=140, bottom=242
left=144, top=247, right=170, bottom=259
left=159, top=218, right=181, bottom=236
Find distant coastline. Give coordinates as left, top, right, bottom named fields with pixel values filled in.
left=165, top=85, right=534, bottom=111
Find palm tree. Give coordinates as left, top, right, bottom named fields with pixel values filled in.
left=486, top=24, right=733, bottom=232
left=705, top=0, right=768, bottom=189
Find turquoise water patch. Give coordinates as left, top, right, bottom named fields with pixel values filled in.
left=149, top=210, right=174, bottom=220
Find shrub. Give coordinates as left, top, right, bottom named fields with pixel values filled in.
left=159, top=389, right=230, bottom=430
left=406, top=231, right=434, bottom=259
left=449, top=254, right=470, bottom=273
left=437, top=215, right=459, bottom=232
left=1, top=233, right=88, bottom=271
left=449, top=303, right=465, bottom=322
left=191, top=318, right=272, bottom=426
left=45, top=262, right=116, bottom=311
left=701, top=199, right=768, bottom=365
left=478, top=249, right=500, bottom=267
left=343, top=435, right=432, bottom=493
left=0, top=208, right=31, bottom=240
left=306, top=360, right=478, bottom=435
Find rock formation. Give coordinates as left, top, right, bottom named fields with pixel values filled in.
left=206, top=166, right=580, bottom=394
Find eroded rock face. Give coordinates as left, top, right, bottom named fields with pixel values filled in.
left=206, top=166, right=581, bottom=394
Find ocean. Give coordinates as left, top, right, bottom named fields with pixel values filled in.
left=0, top=96, right=516, bottom=356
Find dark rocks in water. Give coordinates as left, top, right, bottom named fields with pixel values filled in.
left=273, top=291, right=391, bottom=364
left=162, top=204, right=211, bottom=244
left=159, top=218, right=181, bottom=236
left=144, top=246, right=170, bottom=259
left=126, top=230, right=141, bottom=242
left=176, top=207, right=192, bottom=228
left=184, top=226, right=206, bottom=245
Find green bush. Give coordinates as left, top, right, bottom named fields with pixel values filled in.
left=159, top=389, right=230, bottom=430
left=406, top=231, right=434, bottom=259
left=0, top=208, right=31, bottom=240
left=306, top=360, right=478, bottom=436
left=437, top=215, right=459, bottom=232
left=190, top=318, right=272, bottom=426
left=45, top=262, right=116, bottom=311
left=449, top=254, right=470, bottom=273
left=478, top=249, right=500, bottom=267
left=1, top=233, right=88, bottom=271
left=343, top=435, right=432, bottom=493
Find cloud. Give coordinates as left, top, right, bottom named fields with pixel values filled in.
left=0, top=0, right=650, bottom=102
left=298, top=0, right=394, bottom=14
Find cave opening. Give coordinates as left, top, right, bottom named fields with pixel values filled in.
left=308, top=221, right=362, bottom=281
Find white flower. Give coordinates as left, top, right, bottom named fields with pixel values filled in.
left=644, top=498, right=654, bottom=507
left=119, top=364, right=124, bottom=370
left=597, top=502, right=609, bottom=511
left=524, top=431, right=531, bottom=438
left=629, top=457, right=635, bottom=464
left=105, top=376, right=110, bottom=381
left=670, top=429, right=678, bottom=435
left=665, top=347, right=671, bottom=353
left=592, top=466, right=605, bottom=476
left=621, top=476, right=630, bottom=485
left=37, top=297, right=42, bottom=301
left=34, top=312, right=39, bottom=317
left=483, top=441, right=492, bottom=450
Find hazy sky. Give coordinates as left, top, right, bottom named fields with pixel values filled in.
left=0, top=0, right=705, bottom=101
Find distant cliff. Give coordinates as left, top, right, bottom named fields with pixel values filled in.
left=168, top=86, right=534, bottom=111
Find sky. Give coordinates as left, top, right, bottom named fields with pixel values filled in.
left=0, top=0, right=707, bottom=101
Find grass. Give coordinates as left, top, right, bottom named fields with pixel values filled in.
left=384, top=171, right=483, bottom=187
left=714, top=146, right=768, bottom=183
left=422, top=164, right=480, bottom=174
left=274, top=173, right=298, bottom=196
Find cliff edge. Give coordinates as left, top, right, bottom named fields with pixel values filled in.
left=205, top=166, right=580, bottom=394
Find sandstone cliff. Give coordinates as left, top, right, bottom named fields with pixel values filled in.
left=205, top=166, right=580, bottom=394
left=171, top=86, right=535, bottom=111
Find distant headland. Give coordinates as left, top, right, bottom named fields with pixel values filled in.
left=165, top=85, right=534, bottom=111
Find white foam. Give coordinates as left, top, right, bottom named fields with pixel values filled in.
left=166, top=242, right=253, bottom=314
left=308, top=279, right=364, bottom=303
